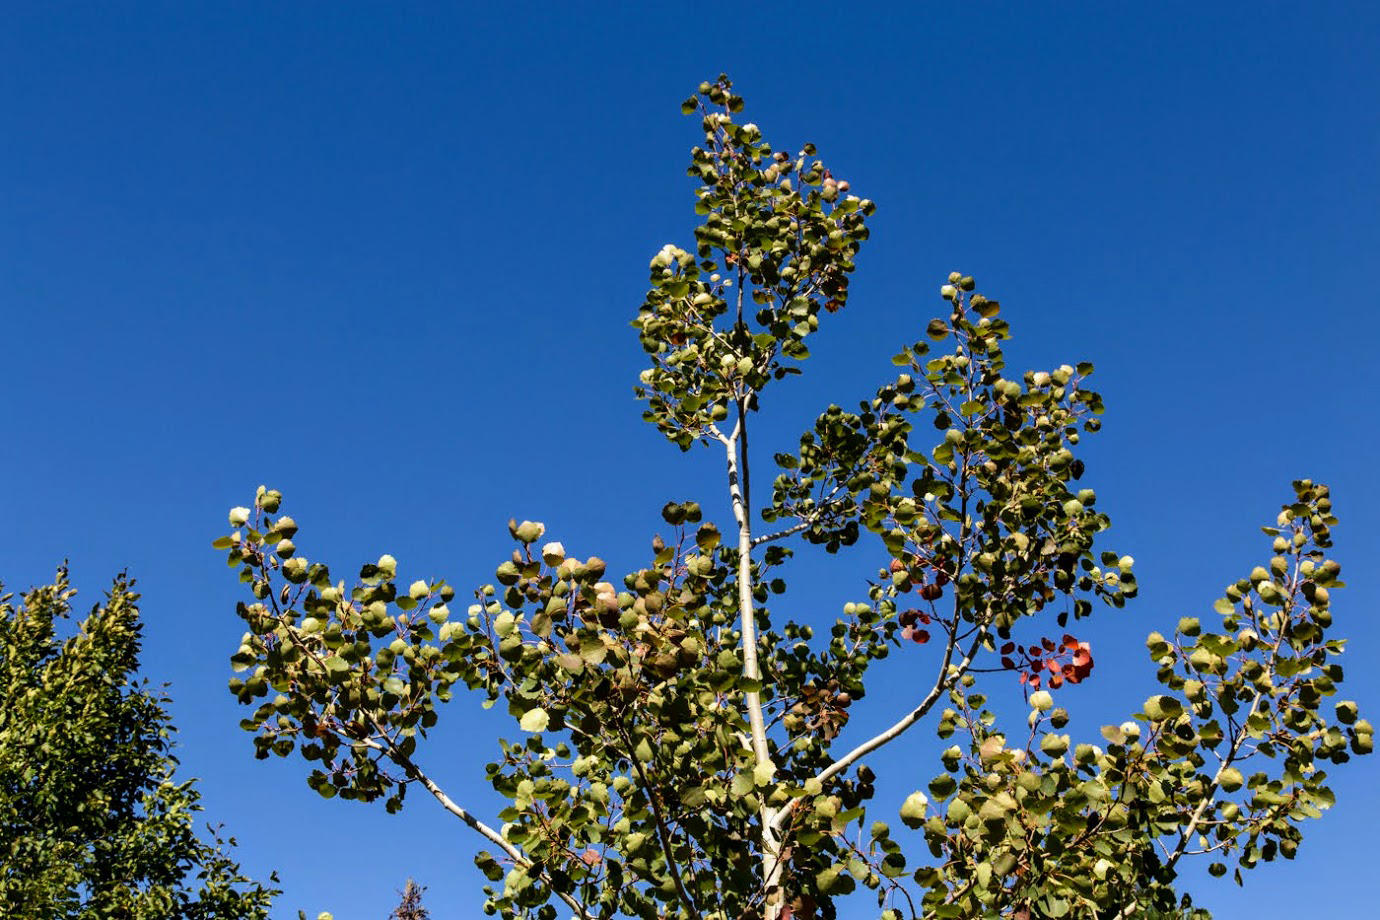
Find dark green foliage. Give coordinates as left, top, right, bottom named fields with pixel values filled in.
left=0, top=570, right=279, bottom=918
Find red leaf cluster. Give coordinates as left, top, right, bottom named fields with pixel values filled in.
left=1000, top=634, right=1093, bottom=689
left=899, top=609, right=931, bottom=645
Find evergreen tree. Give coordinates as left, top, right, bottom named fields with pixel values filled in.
left=389, top=878, right=430, bottom=920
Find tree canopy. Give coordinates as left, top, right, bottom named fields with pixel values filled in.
left=0, top=569, right=279, bottom=918
left=213, top=77, right=1371, bottom=919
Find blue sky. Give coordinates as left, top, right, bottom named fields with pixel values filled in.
left=3, top=2, right=1377, bottom=917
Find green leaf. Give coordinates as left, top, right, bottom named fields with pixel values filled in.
left=928, top=774, right=957, bottom=798
left=899, top=791, right=929, bottom=828
left=679, top=786, right=709, bottom=807
left=1218, top=767, right=1244, bottom=792
left=1143, top=694, right=1183, bottom=721
left=519, top=709, right=550, bottom=733
left=696, top=523, right=721, bottom=552
left=1041, top=733, right=1070, bottom=757
left=815, top=865, right=854, bottom=895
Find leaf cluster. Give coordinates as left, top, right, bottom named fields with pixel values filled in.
left=636, top=75, right=875, bottom=449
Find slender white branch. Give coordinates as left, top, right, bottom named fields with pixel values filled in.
left=751, top=490, right=853, bottom=548
left=750, top=519, right=814, bottom=547
left=772, top=630, right=985, bottom=836
left=708, top=418, right=741, bottom=449
left=390, top=747, right=518, bottom=857
left=366, top=734, right=593, bottom=920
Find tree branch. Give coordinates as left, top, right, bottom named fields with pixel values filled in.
left=750, top=519, right=813, bottom=547
left=772, top=629, right=986, bottom=836
left=366, top=735, right=593, bottom=920
left=750, top=495, right=849, bottom=547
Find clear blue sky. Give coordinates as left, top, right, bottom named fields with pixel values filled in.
left=3, top=3, right=1377, bottom=917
